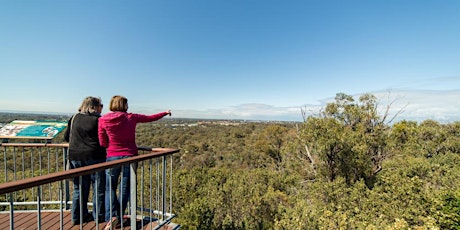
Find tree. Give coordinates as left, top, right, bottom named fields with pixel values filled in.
left=297, top=93, right=395, bottom=186
left=251, top=124, right=290, bottom=167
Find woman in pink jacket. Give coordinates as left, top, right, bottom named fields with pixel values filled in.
left=98, top=95, right=171, bottom=229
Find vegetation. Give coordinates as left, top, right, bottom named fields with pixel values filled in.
left=1, top=93, right=459, bottom=229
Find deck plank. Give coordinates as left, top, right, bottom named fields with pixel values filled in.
left=0, top=211, right=174, bottom=230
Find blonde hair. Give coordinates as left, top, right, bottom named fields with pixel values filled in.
left=109, top=95, right=128, bottom=112
left=79, top=96, right=102, bottom=114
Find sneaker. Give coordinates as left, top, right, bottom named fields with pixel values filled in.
left=104, top=217, right=118, bottom=230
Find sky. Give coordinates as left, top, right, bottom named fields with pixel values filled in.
left=1, top=1, right=459, bottom=122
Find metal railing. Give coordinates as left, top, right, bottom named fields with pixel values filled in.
left=0, top=142, right=180, bottom=229
left=1, top=143, right=70, bottom=210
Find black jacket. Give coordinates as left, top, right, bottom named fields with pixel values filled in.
left=64, top=113, right=106, bottom=161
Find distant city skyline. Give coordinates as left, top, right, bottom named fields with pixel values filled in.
left=1, top=1, right=459, bottom=122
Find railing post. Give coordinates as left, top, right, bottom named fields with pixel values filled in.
left=79, top=176, right=83, bottom=230
left=37, top=186, right=42, bottom=230
left=149, top=159, right=153, bottom=223
left=170, top=155, right=173, bottom=216
left=59, top=180, right=64, bottom=230
left=162, top=155, right=166, bottom=221
left=108, top=168, right=113, bottom=229
left=9, top=193, right=13, bottom=230
left=63, top=147, right=70, bottom=210
left=130, top=162, right=137, bottom=229
left=94, top=172, right=100, bottom=230
left=3, top=146, right=7, bottom=184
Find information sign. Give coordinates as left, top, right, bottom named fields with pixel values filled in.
left=0, top=120, right=67, bottom=139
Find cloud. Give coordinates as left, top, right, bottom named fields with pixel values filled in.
left=373, top=89, right=460, bottom=123
left=170, top=89, right=460, bottom=123
left=171, top=104, right=307, bottom=121
left=404, top=76, right=460, bottom=90
left=4, top=89, right=458, bottom=123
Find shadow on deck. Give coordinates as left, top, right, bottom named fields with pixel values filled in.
left=0, top=211, right=174, bottom=230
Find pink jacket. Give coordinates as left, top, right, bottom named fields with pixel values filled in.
left=98, top=111, right=169, bottom=158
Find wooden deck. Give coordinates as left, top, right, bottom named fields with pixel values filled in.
left=0, top=211, right=174, bottom=230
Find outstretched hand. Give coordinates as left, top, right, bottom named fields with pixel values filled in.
left=167, top=110, right=172, bottom=116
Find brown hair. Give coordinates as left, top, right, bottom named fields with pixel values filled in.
left=109, top=95, right=128, bottom=112
left=78, top=96, right=102, bottom=114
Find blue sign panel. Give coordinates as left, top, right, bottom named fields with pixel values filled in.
left=0, top=120, right=67, bottom=139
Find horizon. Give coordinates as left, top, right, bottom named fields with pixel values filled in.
left=2, top=89, right=460, bottom=124
left=1, top=1, right=459, bottom=122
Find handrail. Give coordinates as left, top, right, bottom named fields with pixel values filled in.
left=0, top=143, right=68, bottom=147
left=0, top=147, right=179, bottom=195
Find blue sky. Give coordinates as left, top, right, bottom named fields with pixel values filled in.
left=1, top=1, right=459, bottom=122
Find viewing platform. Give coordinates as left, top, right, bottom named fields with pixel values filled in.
left=0, top=141, right=181, bottom=230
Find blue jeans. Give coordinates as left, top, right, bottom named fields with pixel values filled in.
left=71, top=159, right=106, bottom=222
left=105, top=156, right=137, bottom=222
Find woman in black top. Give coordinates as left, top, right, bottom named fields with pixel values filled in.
left=64, top=96, right=106, bottom=225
